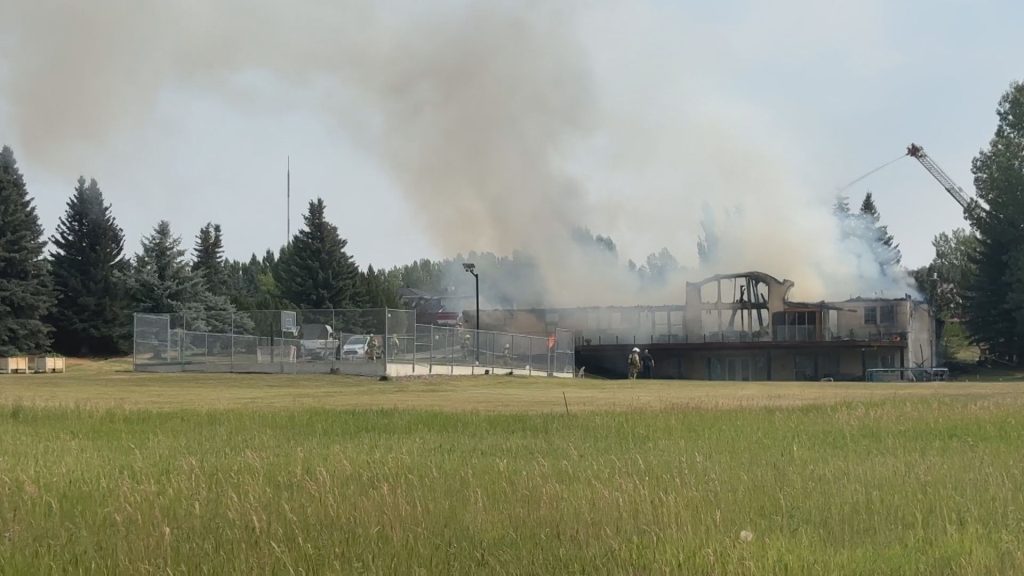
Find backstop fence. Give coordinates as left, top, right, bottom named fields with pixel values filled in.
left=133, top=308, right=575, bottom=378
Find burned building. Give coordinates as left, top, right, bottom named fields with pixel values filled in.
left=462, top=271, right=935, bottom=380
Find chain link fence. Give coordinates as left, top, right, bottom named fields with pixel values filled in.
left=134, top=309, right=574, bottom=378
left=410, top=325, right=575, bottom=376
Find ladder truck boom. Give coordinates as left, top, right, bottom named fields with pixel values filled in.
left=906, top=143, right=983, bottom=218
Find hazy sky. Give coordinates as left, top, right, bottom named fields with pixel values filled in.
left=1, top=0, right=1021, bottom=275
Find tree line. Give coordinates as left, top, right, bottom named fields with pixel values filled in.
left=911, top=82, right=1024, bottom=364
left=0, top=154, right=423, bottom=356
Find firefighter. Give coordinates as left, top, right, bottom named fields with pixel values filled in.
left=390, top=333, right=400, bottom=359
left=628, top=347, right=641, bottom=380
left=641, top=349, right=655, bottom=379
left=462, top=332, right=472, bottom=361
left=503, top=342, right=513, bottom=366
left=366, top=334, right=379, bottom=362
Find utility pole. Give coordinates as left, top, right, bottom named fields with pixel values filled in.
left=286, top=156, right=291, bottom=246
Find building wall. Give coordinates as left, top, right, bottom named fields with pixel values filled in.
left=470, top=307, right=687, bottom=344
left=834, top=299, right=912, bottom=341
left=907, top=301, right=936, bottom=368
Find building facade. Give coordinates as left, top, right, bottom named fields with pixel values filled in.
left=463, top=271, right=935, bottom=380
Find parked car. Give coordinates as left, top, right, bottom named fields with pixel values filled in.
left=342, top=335, right=370, bottom=360
left=299, top=324, right=340, bottom=360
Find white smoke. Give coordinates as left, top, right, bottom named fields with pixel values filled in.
left=0, top=0, right=915, bottom=305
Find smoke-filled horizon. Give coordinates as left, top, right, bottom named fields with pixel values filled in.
left=0, top=0, right=948, bottom=305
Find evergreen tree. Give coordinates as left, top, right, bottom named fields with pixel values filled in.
left=127, top=220, right=249, bottom=333
left=192, top=223, right=226, bottom=295
left=966, top=81, right=1024, bottom=362
left=126, top=220, right=203, bottom=314
left=48, top=177, right=129, bottom=355
left=361, top=264, right=401, bottom=309
left=274, top=198, right=364, bottom=309
left=0, top=145, right=54, bottom=355
left=859, top=191, right=902, bottom=267
left=833, top=194, right=851, bottom=217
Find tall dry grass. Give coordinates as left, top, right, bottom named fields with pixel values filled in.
left=1, top=397, right=1023, bottom=574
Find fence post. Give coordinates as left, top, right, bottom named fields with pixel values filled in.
left=205, top=332, right=209, bottom=366
left=179, top=314, right=184, bottom=371
left=528, top=337, right=533, bottom=377
left=230, top=312, right=235, bottom=372
left=132, top=313, right=137, bottom=370
left=429, top=324, right=434, bottom=375
left=511, top=334, right=515, bottom=374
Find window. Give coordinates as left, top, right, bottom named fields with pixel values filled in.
left=880, top=353, right=897, bottom=369
left=794, top=354, right=816, bottom=381
left=864, top=306, right=877, bottom=325
left=880, top=304, right=895, bottom=324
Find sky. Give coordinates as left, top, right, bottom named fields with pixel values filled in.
left=0, top=0, right=1021, bottom=280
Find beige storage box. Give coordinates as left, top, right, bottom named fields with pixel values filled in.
left=0, top=356, right=30, bottom=374
left=34, top=356, right=66, bottom=373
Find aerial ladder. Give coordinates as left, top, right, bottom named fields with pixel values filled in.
left=906, top=143, right=985, bottom=220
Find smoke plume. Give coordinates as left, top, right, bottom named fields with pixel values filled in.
left=0, top=0, right=916, bottom=306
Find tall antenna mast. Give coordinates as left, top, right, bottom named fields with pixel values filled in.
left=287, top=155, right=291, bottom=245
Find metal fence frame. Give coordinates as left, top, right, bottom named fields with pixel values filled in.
left=133, top=309, right=574, bottom=378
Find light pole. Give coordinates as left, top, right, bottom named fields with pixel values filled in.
left=463, top=263, right=479, bottom=363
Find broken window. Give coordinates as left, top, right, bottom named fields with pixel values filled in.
left=864, top=306, right=878, bottom=325
left=879, top=304, right=895, bottom=324
left=880, top=352, right=897, bottom=369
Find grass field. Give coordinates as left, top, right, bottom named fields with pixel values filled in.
left=2, top=361, right=1024, bottom=574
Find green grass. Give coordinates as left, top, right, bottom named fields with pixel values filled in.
left=2, top=362, right=1024, bottom=574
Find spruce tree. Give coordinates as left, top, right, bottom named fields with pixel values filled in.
left=967, top=81, right=1024, bottom=362
left=0, top=146, right=54, bottom=356
left=192, top=223, right=226, bottom=295
left=48, top=177, right=129, bottom=355
left=274, top=198, right=363, bottom=309
left=859, top=191, right=902, bottom=268
left=127, top=220, right=249, bottom=333
left=126, top=220, right=203, bottom=314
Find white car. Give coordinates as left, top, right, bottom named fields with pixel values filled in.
left=341, top=335, right=370, bottom=360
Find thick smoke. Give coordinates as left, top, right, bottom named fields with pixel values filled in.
left=0, top=0, right=916, bottom=306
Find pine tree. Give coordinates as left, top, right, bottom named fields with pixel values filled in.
left=0, top=145, right=54, bottom=356
left=274, top=198, right=364, bottom=309
left=361, top=265, right=401, bottom=309
left=126, top=220, right=203, bottom=314
left=858, top=191, right=902, bottom=268
left=966, top=81, right=1024, bottom=362
left=48, top=177, right=129, bottom=355
left=192, top=223, right=226, bottom=295
left=833, top=194, right=851, bottom=217
left=127, top=220, right=250, bottom=333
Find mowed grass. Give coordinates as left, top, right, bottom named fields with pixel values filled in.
left=1, top=362, right=1024, bottom=574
